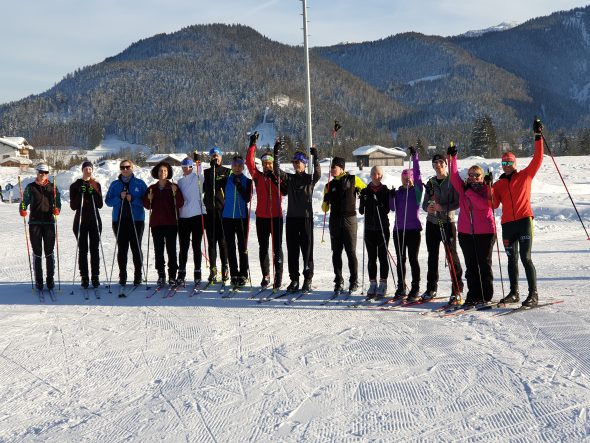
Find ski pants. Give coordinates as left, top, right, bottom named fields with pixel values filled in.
left=205, top=212, right=228, bottom=272
left=425, top=220, right=463, bottom=294
left=501, top=217, right=537, bottom=293
left=364, top=228, right=390, bottom=281
left=178, top=215, right=205, bottom=276
left=30, top=223, right=56, bottom=285
left=286, top=216, right=314, bottom=281
left=222, top=217, right=249, bottom=280
left=152, top=225, right=178, bottom=280
left=392, top=228, right=421, bottom=291
left=113, top=219, right=144, bottom=284
left=255, top=217, right=283, bottom=282
left=73, top=220, right=102, bottom=279
left=329, top=215, right=358, bottom=285
left=458, top=232, right=495, bottom=303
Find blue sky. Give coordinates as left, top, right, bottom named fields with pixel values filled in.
left=1, top=0, right=588, bottom=104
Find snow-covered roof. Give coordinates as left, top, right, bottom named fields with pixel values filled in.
left=0, top=156, right=32, bottom=165
left=0, top=137, right=31, bottom=150
left=146, top=153, right=188, bottom=164
left=352, top=145, right=407, bottom=158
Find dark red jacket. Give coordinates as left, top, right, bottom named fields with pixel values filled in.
left=70, top=178, right=103, bottom=227
left=143, top=181, right=184, bottom=227
left=246, top=144, right=283, bottom=218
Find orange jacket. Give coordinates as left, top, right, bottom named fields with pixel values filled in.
left=492, top=138, right=543, bottom=224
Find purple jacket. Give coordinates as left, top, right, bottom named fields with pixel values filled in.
left=389, top=153, right=423, bottom=231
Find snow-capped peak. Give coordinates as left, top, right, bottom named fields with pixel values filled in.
left=462, top=21, right=519, bottom=38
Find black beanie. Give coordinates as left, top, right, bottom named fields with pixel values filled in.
left=81, top=161, right=93, bottom=170
left=331, top=157, right=346, bottom=169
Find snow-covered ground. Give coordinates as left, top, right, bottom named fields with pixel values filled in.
left=0, top=155, right=589, bottom=441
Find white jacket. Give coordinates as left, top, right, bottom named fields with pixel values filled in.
left=177, top=172, right=207, bottom=218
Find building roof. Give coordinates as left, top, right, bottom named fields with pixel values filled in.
left=352, top=145, right=407, bottom=158
left=146, top=153, right=188, bottom=164
left=0, top=157, right=32, bottom=165
left=0, top=137, right=32, bottom=150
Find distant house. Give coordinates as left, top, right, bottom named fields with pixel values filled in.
left=0, top=136, right=33, bottom=169
left=146, top=153, right=188, bottom=167
left=352, top=145, right=407, bottom=167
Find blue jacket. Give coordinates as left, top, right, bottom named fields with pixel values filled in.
left=221, top=173, right=252, bottom=219
left=105, top=175, right=148, bottom=222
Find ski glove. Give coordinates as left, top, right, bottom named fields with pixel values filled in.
left=53, top=208, right=60, bottom=216
left=447, top=142, right=457, bottom=157
left=408, top=145, right=416, bottom=156
left=249, top=131, right=259, bottom=146
left=310, top=147, right=318, bottom=158
left=533, top=117, right=543, bottom=134
left=484, top=173, right=493, bottom=185
left=273, top=140, right=281, bottom=156
left=19, top=209, right=27, bottom=217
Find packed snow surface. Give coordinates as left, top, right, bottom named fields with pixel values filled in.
left=0, top=155, right=589, bottom=441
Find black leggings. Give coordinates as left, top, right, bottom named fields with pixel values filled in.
left=502, top=217, right=537, bottom=293
left=392, top=229, right=421, bottom=291
left=365, top=228, right=390, bottom=281
left=458, top=232, right=495, bottom=302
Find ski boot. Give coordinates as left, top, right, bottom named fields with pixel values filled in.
left=301, top=278, right=312, bottom=292
left=522, top=290, right=538, bottom=307
left=375, top=279, right=387, bottom=299
left=499, top=290, right=520, bottom=304
left=260, top=275, right=271, bottom=288
left=91, top=276, right=100, bottom=288
left=349, top=281, right=359, bottom=293
left=81, top=276, right=90, bottom=289
left=208, top=267, right=218, bottom=283
left=421, top=289, right=436, bottom=301
left=286, top=279, right=299, bottom=292
left=448, top=293, right=462, bottom=306
left=367, top=280, right=378, bottom=298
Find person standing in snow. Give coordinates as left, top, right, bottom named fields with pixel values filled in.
left=176, top=157, right=207, bottom=286
left=105, top=159, right=147, bottom=288
left=245, top=133, right=285, bottom=290
left=359, top=165, right=390, bottom=298
left=390, top=146, right=424, bottom=301
left=322, top=157, right=366, bottom=293
left=203, top=147, right=230, bottom=283
left=422, top=153, right=464, bottom=305
left=69, top=161, right=104, bottom=289
left=221, top=156, right=252, bottom=288
left=143, top=161, right=184, bottom=287
left=19, top=163, right=62, bottom=291
left=448, top=145, right=495, bottom=306
left=491, top=118, right=544, bottom=307
left=273, top=143, right=321, bottom=293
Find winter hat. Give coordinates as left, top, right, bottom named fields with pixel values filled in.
left=35, top=163, right=49, bottom=173
left=81, top=161, right=93, bottom=170
left=209, top=146, right=222, bottom=157
left=232, top=156, right=245, bottom=166
left=151, top=161, right=173, bottom=180
left=331, top=157, right=346, bottom=170
left=181, top=158, right=194, bottom=168
left=260, top=152, right=274, bottom=163
left=431, top=154, right=446, bottom=164
left=292, top=151, right=308, bottom=165
left=501, top=152, right=516, bottom=162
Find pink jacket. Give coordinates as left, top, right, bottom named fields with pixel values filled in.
left=449, top=155, right=495, bottom=235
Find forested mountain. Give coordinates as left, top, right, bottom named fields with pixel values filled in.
left=0, top=25, right=407, bottom=152
left=1, top=6, right=589, bottom=155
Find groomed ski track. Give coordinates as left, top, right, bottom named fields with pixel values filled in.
left=0, top=156, right=589, bottom=441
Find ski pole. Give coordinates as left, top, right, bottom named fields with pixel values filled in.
left=236, top=179, right=253, bottom=290
left=109, top=188, right=126, bottom=288
left=18, top=176, right=34, bottom=291
left=53, top=176, right=61, bottom=291
left=487, top=168, right=506, bottom=299
left=373, top=193, right=396, bottom=290
left=128, top=195, right=145, bottom=283
left=145, top=188, right=153, bottom=289
left=542, top=134, right=590, bottom=240
left=438, top=220, right=462, bottom=300
left=90, top=192, right=111, bottom=293
left=70, top=188, right=84, bottom=294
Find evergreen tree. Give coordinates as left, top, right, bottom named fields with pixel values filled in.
left=470, top=115, right=497, bottom=158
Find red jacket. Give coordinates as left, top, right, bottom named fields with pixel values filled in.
left=143, top=181, right=184, bottom=227
left=246, top=144, right=283, bottom=218
left=492, top=138, right=543, bottom=224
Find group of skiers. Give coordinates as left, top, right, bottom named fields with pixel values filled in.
left=17, top=118, right=544, bottom=308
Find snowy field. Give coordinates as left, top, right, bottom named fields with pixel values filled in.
left=0, top=154, right=589, bottom=442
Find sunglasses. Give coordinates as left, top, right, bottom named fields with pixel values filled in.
left=468, top=173, right=481, bottom=178
left=37, top=171, right=49, bottom=175
left=501, top=161, right=514, bottom=166
left=120, top=165, right=132, bottom=170
left=432, top=160, right=445, bottom=165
